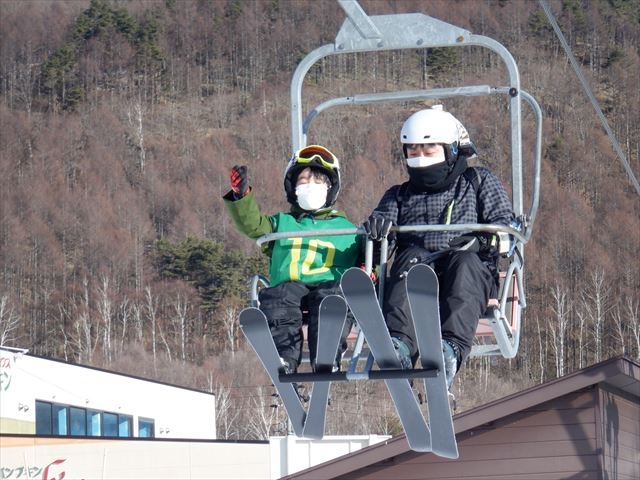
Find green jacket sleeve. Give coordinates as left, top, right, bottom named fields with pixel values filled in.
left=222, top=190, right=274, bottom=240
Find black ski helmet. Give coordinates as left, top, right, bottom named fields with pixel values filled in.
left=283, top=145, right=341, bottom=208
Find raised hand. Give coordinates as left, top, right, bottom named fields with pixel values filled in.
left=230, top=165, right=249, bottom=198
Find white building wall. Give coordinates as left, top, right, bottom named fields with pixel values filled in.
left=0, top=436, right=270, bottom=480
left=1, top=434, right=391, bottom=480
left=269, top=434, right=391, bottom=479
left=0, top=348, right=216, bottom=439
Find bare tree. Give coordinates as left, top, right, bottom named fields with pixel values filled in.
left=157, top=320, right=173, bottom=363
left=612, top=300, right=627, bottom=357
left=145, top=287, right=158, bottom=371
left=0, top=295, right=20, bottom=346
left=126, top=98, right=147, bottom=171
left=535, top=316, right=546, bottom=384
left=9, top=43, right=39, bottom=116
left=578, top=268, right=612, bottom=364
left=621, top=298, right=640, bottom=361
left=131, top=302, right=144, bottom=346
left=243, top=385, right=278, bottom=440
left=211, top=377, right=241, bottom=439
left=222, top=305, right=239, bottom=357
left=549, top=284, right=571, bottom=377
left=478, top=355, right=492, bottom=393
left=71, top=277, right=95, bottom=364
left=74, top=310, right=92, bottom=364
left=576, top=301, right=588, bottom=370
left=96, top=276, right=113, bottom=364
left=172, top=293, right=188, bottom=362
left=361, top=393, right=400, bottom=437
left=118, top=297, right=131, bottom=355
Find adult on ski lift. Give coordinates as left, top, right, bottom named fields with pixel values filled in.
left=362, top=106, right=515, bottom=389
left=223, top=145, right=362, bottom=374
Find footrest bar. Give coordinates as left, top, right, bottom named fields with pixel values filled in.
left=279, top=367, right=439, bottom=383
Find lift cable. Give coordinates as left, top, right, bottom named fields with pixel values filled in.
left=539, top=0, right=640, bottom=196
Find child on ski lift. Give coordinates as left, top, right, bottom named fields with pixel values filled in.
left=223, top=145, right=363, bottom=374
left=362, top=106, right=515, bottom=390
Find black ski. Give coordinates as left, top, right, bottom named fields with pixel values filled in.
left=406, top=264, right=459, bottom=459
left=340, top=267, right=432, bottom=452
left=239, top=307, right=306, bottom=436
left=302, top=294, right=348, bottom=439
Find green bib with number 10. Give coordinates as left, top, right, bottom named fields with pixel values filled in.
left=269, top=213, right=359, bottom=286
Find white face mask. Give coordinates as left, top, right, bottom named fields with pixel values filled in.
left=406, top=152, right=446, bottom=168
left=295, top=183, right=328, bottom=211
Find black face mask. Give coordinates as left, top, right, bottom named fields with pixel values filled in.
left=408, top=157, right=468, bottom=193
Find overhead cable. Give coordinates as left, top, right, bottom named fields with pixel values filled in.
left=539, top=0, right=640, bottom=196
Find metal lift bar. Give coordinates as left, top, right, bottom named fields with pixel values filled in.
left=256, top=225, right=528, bottom=248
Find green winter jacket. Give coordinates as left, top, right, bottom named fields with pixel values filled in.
left=223, top=190, right=362, bottom=286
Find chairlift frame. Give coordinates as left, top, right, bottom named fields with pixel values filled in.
left=271, top=0, right=541, bottom=359
left=243, top=0, right=541, bottom=454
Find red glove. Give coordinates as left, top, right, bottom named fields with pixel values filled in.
left=360, top=265, right=378, bottom=283
left=230, top=165, right=249, bottom=198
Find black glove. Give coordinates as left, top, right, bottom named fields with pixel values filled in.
left=230, top=165, right=249, bottom=198
left=362, top=213, right=393, bottom=241
left=449, top=234, right=496, bottom=254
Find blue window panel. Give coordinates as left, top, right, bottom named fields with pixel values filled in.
left=118, top=415, right=131, bottom=437
left=103, top=412, right=118, bottom=437
left=138, top=418, right=155, bottom=438
left=53, top=405, right=68, bottom=435
left=87, top=410, right=101, bottom=436
left=34, top=401, right=140, bottom=439
left=35, top=401, right=52, bottom=435
left=69, top=407, right=86, bottom=436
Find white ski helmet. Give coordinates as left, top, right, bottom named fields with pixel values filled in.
left=400, top=105, right=476, bottom=165
left=283, top=145, right=341, bottom=208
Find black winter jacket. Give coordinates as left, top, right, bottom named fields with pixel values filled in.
left=372, top=165, right=515, bottom=253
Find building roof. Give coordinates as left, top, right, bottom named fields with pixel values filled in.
left=0, top=345, right=213, bottom=396
left=283, top=355, right=639, bottom=479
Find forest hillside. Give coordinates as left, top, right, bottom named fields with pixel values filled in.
left=1, top=0, right=639, bottom=439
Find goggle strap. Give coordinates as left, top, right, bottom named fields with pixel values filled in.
left=294, top=154, right=338, bottom=170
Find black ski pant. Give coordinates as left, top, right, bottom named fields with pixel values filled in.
left=258, top=279, right=353, bottom=371
left=383, top=246, right=496, bottom=367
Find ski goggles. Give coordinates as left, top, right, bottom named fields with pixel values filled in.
left=294, top=145, right=340, bottom=170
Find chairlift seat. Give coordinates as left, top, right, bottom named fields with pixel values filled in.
left=250, top=260, right=522, bottom=365
left=476, top=273, right=519, bottom=337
